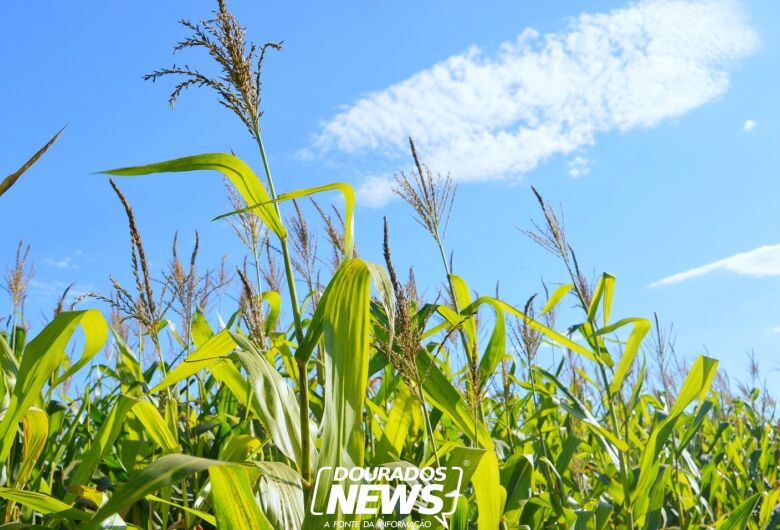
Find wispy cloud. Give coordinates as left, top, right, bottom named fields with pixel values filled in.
left=44, top=257, right=73, bottom=269
left=357, top=175, right=395, bottom=207
left=743, top=119, right=758, bottom=132
left=43, top=250, right=85, bottom=270
left=316, top=0, right=757, bottom=201
left=568, top=156, right=590, bottom=178
left=29, top=279, right=82, bottom=298
left=650, top=244, right=780, bottom=287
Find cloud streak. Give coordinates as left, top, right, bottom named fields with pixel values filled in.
left=650, top=244, right=780, bottom=287
left=316, top=0, right=757, bottom=205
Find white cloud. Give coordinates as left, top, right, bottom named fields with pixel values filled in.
left=650, top=244, right=780, bottom=287
left=357, top=175, right=395, bottom=207
left=743, top=119, right=758, bottom=131
left=43, top=250, right=85, bottom=270
left=44, top=257, right=73, bottom=269
left=29, top=279, right=83, bottom=298
left=568, top=156, right=590, bottom=178
left=316, top=0, right=757, bottom=191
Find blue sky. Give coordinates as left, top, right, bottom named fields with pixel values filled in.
left=2, top=0, right=778, bottom=391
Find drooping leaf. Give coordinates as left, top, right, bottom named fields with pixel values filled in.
left=83, top=454, right=214, bottom=530
left=216, top=182, right=356, bottom=260
left=232, top=332, right=315, bottom=468
left=0, top=488, right=86, bottom=521
left=101, top=153, right=286, bottom=237
left=252, top=461, right=305, bottom=530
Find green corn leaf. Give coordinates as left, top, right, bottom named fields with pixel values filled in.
left=209, top=464, right=274, bottom=530
left=66, top=396, right=136, bottom=501
left=537, top=367, right=626, bottom=460
left=145, top=494, right=216, bottom=526
left=541, top=283, right=574, bottom=316
left=475, top=298, right=506, bottom=384
left=215, top=181, right=356, bottom=259
left=304, top=259, right=373, bottom=526
left=251, top=461, right=305, bottom=530
left=502, top=453, right=535, bottom=513
left=471, top=449, right=505, bottom=530
left=0, top=309, right=107, bottom=463
left=262, top=290, right=282, bottom=335
left=415, top=346, right=492, bottom=449
left=14, top=408, right=48, bottom=490
left=219, top=434, right=262, bottom=463
left=716, top=492, right=761, bottom=530
left=450, top=496, right=470, bottom=530
left=449, top=275, right=478, bottom=350
left=669, top=355, right=719, bottom=418
left=190, top=308, right=214, bottom=348
left=232, top=332, right=315, bottom=469
left=0, top=488, right=86, bottom=521
left=477, top=297, right=600, bottom=363
left=594, top=317, right=651, bottom=395
left=111, top=328, right=144, bottom=395
left=676, top=400, right=714, bottom=455
left=632, top=355, right=719, bottom=523
left=375, top=381, right=415, bottom=462
left=587, top=273, right=615, bottom=325
left=83, top=454, right=274, bottom=530
left=440, top=296, right=507, bottom=383
left=101, top=153, right=286, bottom=238
left=52, top=311, right=109, bottom=387
left=83, top=454, right=214, bottom=529
left=149, top=329, right=236, bottom=394
left=129, top=398, right=179, bottom=453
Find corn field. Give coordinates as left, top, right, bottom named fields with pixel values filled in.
left=0, top=2, right=778, bottom=529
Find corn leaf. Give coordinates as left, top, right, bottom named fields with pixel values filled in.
left=0, top=127, right=64, bottom=198
left=101, top=153, right=286, bottom=238
left=541, top=284, right=574, bottom=316
left=232, top=332, right=315, bottom=468
left=129, top=398, right=179, bottom=453
left=215, top=182, right=356, bottom=259
left=0, top=309, right=107, bottom=463
left=0, top=488, right=86, bottom=521
left=716, top=492, right=761, bottom=530
left=252, top=461, right=305, bottom=530
left=14, top=408, right=48, bottom=490
left=84, top=454, right=217, bottom=530
left=587, top=273, right=616, bottom=325
left=593, top=317, right=651, bottom=395
left=304, top=258, right=375, bottom=527
left=209, top=464, right=274, bottom=530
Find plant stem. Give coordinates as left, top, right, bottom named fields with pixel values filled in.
left=253, top=133, right=304, bottom=344
left=297, top=357, right=312, bottom=488
left=252, top=131, right=311, bottom=490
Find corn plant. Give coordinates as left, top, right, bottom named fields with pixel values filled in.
left=0, top=1, right=777, bottom=529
